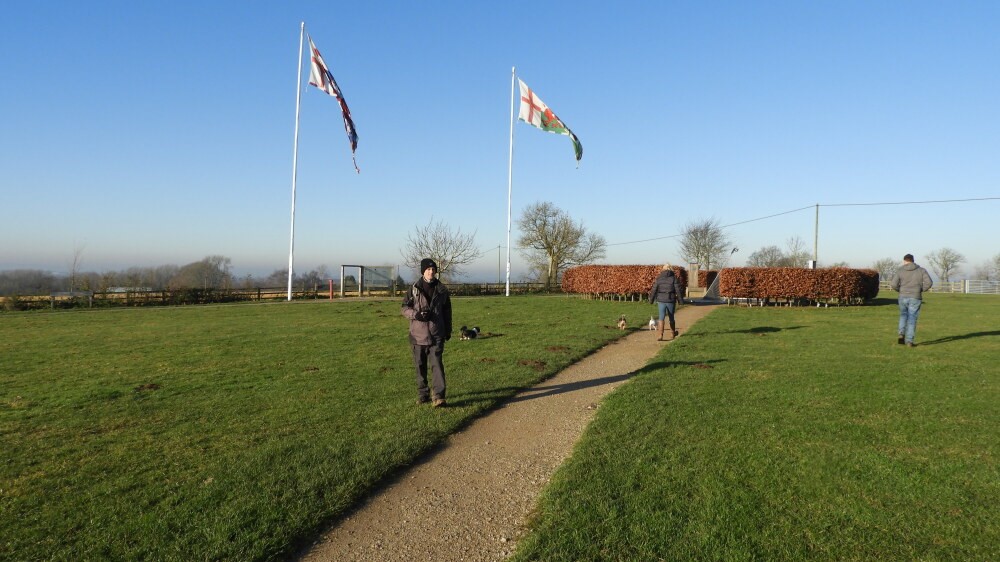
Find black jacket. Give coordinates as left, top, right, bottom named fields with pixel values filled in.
left=649, top=270, right=684, bottom=304
left=402, top=278, right=452, bottom=345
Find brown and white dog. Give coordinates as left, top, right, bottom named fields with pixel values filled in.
left=617, top=315, right=627, bottom=330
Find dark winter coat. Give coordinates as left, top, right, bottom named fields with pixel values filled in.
left=402, top=278, right=452, bottom=345
left=649, top=269, right=684, bottom=304
left=891, top=262, right=933, bottom=300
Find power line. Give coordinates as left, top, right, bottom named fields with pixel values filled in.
left=821, top=196, right=1000, bottom=207
left=607, top=196, right=998, bottom=247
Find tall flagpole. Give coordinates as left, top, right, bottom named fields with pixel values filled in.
left=505, top=66, right=516, bottom=297
left=287, top=22, right=305, bottom=301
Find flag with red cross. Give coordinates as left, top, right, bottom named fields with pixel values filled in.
left=517, top=78, right=582, bottom=163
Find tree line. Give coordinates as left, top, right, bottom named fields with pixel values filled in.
left=0, top=256, right=338, bottom=297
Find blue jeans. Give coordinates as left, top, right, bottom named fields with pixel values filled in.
left=657, top=302, right=676, bottom=324
left=897, top=297, right=922, bottom=344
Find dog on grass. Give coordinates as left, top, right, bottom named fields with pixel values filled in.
left=648, top=317, right=657, bottom=331
left=459, top=326, right=481, bottom=340
left=617, top=315, right=627, bottom=330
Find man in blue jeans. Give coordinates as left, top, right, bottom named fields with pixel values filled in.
left=890, top=254, right=933, bottom=347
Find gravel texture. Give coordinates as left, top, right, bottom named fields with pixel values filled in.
left=300, top=303, right=718, bottom=562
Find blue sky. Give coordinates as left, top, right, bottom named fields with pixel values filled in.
left=2, top=1, right=998, bottom=281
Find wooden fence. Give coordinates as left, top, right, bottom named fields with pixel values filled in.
left=1, top=283, right=555, bottom=311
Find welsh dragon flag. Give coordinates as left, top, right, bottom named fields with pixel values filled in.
left=517, top=78, right=582, bottom=163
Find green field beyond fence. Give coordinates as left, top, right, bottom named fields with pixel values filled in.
left=513, top=293, right=999, bottom=561
left=2, top=294, right=997, bottom=561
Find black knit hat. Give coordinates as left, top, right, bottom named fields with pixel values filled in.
left=420, top=258, right=438, bottom=272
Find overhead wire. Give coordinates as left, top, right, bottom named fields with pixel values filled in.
left=606, top=196, right=999, bottom=247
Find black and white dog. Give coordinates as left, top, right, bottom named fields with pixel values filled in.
left=459, top=326, right=481, bottom=340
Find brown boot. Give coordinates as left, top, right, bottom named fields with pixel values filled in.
left=657, top=320, right=665, bottom=341
left=669, top=320, right=678, bottom=339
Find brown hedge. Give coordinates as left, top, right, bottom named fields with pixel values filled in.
left=718, top=267, right=879, bottom=301
left=698, top=270, right=718, bottom=288
left=562, top=265, right=688, bottom=296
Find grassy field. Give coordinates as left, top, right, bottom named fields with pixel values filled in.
left=513, top=293, right=999, bottom=561
left=0, top=295, right=653, bottom=561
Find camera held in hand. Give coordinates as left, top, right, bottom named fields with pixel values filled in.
left=415, top=309, right=432, bottom=322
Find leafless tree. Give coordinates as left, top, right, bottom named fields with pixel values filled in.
left=68, top=244, right=85, bottom=292
left=170, top=256, right=233, bottom=289
left=746, top=245, right=785, bottom=267
left=972, top=253, right=1000, bottom=281
left=784, top=236, right=811, bottom=267
left=517, top=201, right=606, bottom=289
left=872, top=258, right=899, bottom=282
left=400, top=218, right=482, bottom=282
left=677, top=217, right=734, bottom=271
left=925, top=247, right=965, bottom=282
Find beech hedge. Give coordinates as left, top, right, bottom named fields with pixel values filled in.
left=698, top=270, right=718, bottom=288
left=718, top=267, right=879, bottom=302
left=561, top=265, right=687, bottom=297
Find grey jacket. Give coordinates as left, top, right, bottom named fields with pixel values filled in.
left=891, top=262, right=933, bottom=299
left=402, top=278, right=452, bottom=345
left=649, top=270, right=684, bottom=304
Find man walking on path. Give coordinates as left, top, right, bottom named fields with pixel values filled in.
left=402, top=258, right=452, bottom=407
left=890, top=253, right=933, bottom=347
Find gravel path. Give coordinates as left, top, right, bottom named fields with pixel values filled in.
left=300, top=303, right=719, bottom=562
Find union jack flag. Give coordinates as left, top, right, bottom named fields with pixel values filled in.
left=308, top=35, right=359, bottom=173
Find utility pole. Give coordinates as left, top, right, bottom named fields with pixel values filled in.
left=813, top=204, right=819, bottom=264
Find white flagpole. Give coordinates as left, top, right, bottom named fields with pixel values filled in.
left=287, top=22, right=305, bottom=301
left=505, top=66, right=516, bottom=297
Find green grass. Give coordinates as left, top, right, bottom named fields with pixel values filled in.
left=0, top=296, right=653, bottom=561
left=513, top=293, right=999, bottom=561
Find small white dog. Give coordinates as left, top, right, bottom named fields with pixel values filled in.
left=648, top=317, right=657, bottom=331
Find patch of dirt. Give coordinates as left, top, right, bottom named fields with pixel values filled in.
left=546, top=346, right=569, bottom=353
left=517, top=359, right=547, bottom=371
left=134, top=383, right=160, bottom=392
left=300, top=303, right=720, bottom=562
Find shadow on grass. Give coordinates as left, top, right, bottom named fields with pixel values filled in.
left=689, top=326, right=806, bottom=336
left=917, top=330, right=1000, bottom=346
left=494, top=359, right=729, bottom=405
left=633, top=359, right=727, bottom=375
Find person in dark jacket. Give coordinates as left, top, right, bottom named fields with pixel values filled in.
left=648, top=263, right=685, bottom=341
left=402, top=258, right=452, bottom=406
left=890, top=253, right=933, bottom=347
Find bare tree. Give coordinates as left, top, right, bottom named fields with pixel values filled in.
left=872, top=257, right=899, bottom=282
left=400, top=218, right=481, bottom=282
left=170, top=256, right=233, bottom=289
left=925, top=247, right=965, bottom=282
left=972, top=254, right=1000, bottom=281
left=68, top=244, right=86, bottom=292
left=971, top=263, right=994, bottom=281
left=746, top=245, right=785, bottom=267
left=517, top=201, right=607, bottom=289
left=784, top=236, right=810, bottom=267
left=677, top=217, right=734, bottom=271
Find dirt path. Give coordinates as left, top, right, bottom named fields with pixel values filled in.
left=300, top=303, right=719, bottom=562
